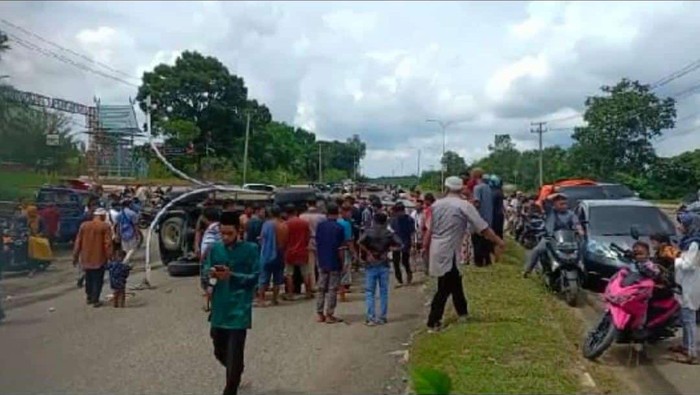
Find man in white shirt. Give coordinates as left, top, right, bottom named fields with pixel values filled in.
left=423, top=176, right=505, bottom=332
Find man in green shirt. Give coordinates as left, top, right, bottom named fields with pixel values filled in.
left=204, top=211, right=260, bottom=395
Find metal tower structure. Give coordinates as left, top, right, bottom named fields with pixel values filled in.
left=1, top=88, right=142, bottom=179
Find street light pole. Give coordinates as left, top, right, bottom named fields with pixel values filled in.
left=318, top=142, right=323, bottom=183
left=242, top=112, right=251, bottom=185
left=426, top=119, right=453, bottom=192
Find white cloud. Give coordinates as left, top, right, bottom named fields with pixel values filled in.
left=3, top=1, right=700, bottom=177
left=486, top=55, right=549, bottom=102
left=322, top=9, right=378, bottom=41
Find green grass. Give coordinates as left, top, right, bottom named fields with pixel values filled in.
left=409, top=240, right=626, bottom=395
left=0, top=170, right=58, bottom=201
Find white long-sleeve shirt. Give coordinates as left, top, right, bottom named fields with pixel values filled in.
left=674, top=241, right=700, bottom=310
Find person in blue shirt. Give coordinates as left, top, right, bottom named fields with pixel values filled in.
left=389, top=202, right=415, bottom=287
left=314, top=203, right=347, bottom=324
left=337, top=205, right=357, bottom=302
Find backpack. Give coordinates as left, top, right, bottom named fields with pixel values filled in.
left=117, top=210, right=135, bottom=242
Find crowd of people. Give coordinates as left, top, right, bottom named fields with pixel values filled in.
left=200, top=171, right=507, bottom=394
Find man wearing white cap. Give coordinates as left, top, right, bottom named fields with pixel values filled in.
left=422, top=176, right=505, bottom=332
left=73, top=208, right=113, bottom=307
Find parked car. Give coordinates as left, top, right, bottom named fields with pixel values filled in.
left=556, top=183, right=637, bottom=209
left=576, top=199, right=677, bottom=280
left=35, top=186, right=92, bottom=243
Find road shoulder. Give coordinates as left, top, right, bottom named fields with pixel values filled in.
left=409, top=240, right=629, bottom=394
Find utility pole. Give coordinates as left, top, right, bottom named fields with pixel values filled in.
left=353, top=149, right=358, bottom=181
left=530, top=121, right=547, bottom=187
left=417, top=149, right=421, bottom=177
left=242, top=111, right=251, bottom=184
left=426, top=119, right=453, bottom=192
left=318, top=142, right=322, bottom=183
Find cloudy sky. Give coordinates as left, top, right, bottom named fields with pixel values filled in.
left=2, top=1, right=700, bottom=177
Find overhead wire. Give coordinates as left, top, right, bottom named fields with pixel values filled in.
left=650, top=57, right=700, bottom=89
left=3, top=30, right=139, bottom=88
left=0, top=18, right=140, bottom=82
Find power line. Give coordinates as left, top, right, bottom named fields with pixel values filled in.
left=3, top=31, right=139, bottom=88
left=545, top=113, right=581, bottom=125
left=650, top=58, right=700, bottom=89
left=0, top=18, right=140, bottom=81
left=656, top=124, right=700, bottom=143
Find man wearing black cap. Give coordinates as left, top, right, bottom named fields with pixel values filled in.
left=204, top=211, right=260, bottom=395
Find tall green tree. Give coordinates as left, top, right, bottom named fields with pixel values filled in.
left=570, top=78, right=675, bottom=179
left=136, top=51, right=271, bottom=169
left=478, top=134, right=521, bottom=184
left=441, top=150, right=467, bottom=176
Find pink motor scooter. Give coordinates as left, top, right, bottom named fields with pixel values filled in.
left=582, top=243, right=679, bottom=360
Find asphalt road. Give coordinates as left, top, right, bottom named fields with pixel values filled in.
left=0, top=261, right=424, bottom=395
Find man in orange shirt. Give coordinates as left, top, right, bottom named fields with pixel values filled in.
left=73, top=208, right=113, bottom=307
left=284, top=205, right=311, bottom=299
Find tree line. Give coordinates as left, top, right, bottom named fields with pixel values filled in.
left=1, top=32, right=366, bottom=185
left=401, top=78, right=696, bottom=201
left=0, top=32, right=81, bottom=174
left=136, top=51, right=366, bottom=185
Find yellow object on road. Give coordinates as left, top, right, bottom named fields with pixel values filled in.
left=28, top=236, right=53, bottom=261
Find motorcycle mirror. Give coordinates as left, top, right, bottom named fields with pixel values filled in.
left=630, top=226, right=640, bottom=240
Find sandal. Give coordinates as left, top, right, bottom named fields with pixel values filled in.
left=316, top=314, right=326, bottom=323
left=325, top=316, right=343, bottom=324
left=668, top=345, right=686, bottom=354
left=671, top=354, right=700, bottom=365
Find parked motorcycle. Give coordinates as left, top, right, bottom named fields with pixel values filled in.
left=519, top=214, right=546, bottom=249
left=582, top=243, right=679, bottom=360
left=1, top=219, right=49, bottom=274
left=538, top=229, right=585, bottom=306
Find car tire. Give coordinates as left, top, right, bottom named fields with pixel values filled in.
left=160, top=216, right=185, bottom=253
left=167, top=259, right=200, bottom=277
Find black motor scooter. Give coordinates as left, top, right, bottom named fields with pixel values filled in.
left=519, top=214, right=546, bottom=249
left=538, top=229, right=585, bottom=306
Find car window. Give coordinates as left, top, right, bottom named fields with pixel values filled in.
left=557, top=186, right=606, bottom=208
left=601, top=184, right=635, bottom=199
left=588, top=206, right=676, bottom=237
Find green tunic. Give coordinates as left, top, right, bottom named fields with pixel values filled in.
left=203, top=241, right=260, bottom=330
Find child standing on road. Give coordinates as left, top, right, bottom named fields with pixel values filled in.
left=106, top=249, right=131, bottom=308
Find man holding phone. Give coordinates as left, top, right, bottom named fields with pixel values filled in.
left=203, top=211, right=260, bottom=395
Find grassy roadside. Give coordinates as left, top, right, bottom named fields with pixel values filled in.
left=0, top=170, right=58, bottom=200
left=409, top=240, right=627, bottom=394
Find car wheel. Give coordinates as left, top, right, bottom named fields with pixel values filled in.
left=160, top=216, right=185, bottom=253
left=167, top=259, right=200, bottom=277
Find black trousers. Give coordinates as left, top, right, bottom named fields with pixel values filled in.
left=392, top=249, right=412, bottom=284
left=427, top=258, right=468, bottom=328
left=211, top=327, right=247, bottom=395
left=84, top=267, right=105, bottom=304
left=472, top=234, right=492, bottom=267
